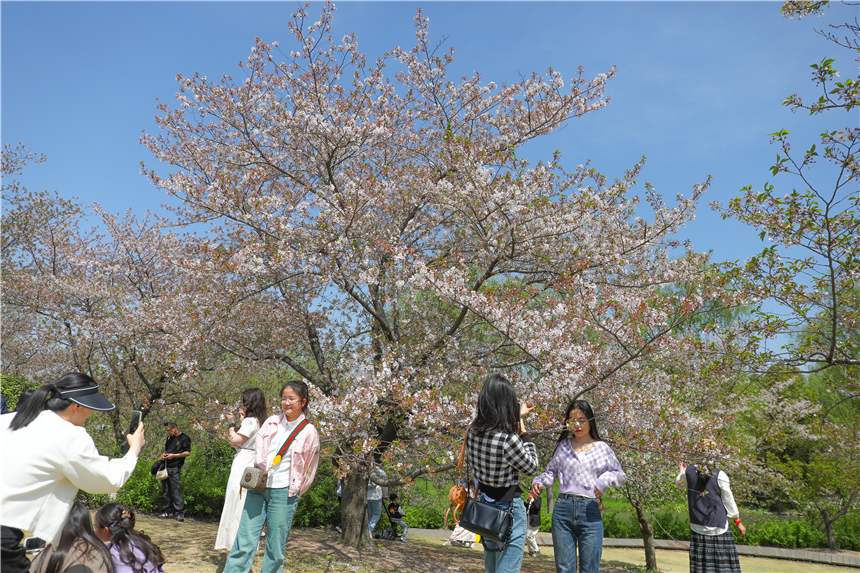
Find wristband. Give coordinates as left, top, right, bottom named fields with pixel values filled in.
left=734, top=518, right=742, bottom=524
left=228, top=423, right=237, bottom=429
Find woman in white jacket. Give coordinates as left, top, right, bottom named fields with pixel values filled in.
left=1, top=372, right=145, bottom=573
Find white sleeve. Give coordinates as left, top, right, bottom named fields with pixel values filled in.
left=62, top=433, right=138, bottom=494
left=718, top=471, right=739, bottom=519
left=238, top=417, right=259, bottom=439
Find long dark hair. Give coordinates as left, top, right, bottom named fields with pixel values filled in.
left=40, top=503, right=113, bottom=573
left=471, top=373, right=520, bottom=436
left=10, top=372, right=96, bottom=431
left=280, top=380, right=310, bottom=413
left=241, top=387, right=267, bottom=424
left=95, top=503, right=165, bottom=573
left=554, top=399, right=603, bottom=453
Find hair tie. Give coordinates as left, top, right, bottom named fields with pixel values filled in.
left=121, top=510, right=131, bottom=519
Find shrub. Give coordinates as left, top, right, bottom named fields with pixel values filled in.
left=834, top=512, right=860, bottom=551
left=293, top=460, right=340, bottom=528
left=1, top=374, right=38, bottom=411
left=740, top=518, right=826, bottom=548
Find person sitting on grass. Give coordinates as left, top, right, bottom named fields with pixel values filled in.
left=29, top=503, right=112, bottom=573
left=95, top=503, right=165, bottom=573
left=386, top=493, right=409, bottom=542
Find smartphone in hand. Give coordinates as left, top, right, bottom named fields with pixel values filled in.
left=128, top=410, right=142, bottom=435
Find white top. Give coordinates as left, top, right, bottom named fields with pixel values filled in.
left=675, top=468, right=740, bottom=535
left=0, top=410, right=138, bottom=544
left=265, top=413, right=305, bottom=489
left=367, top=468, right=388, bottom=500
left=236, top=416, right=260, bottom=451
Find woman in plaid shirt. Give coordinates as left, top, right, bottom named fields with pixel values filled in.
left=466, top=373, right=540, bottom=573
left=530, top=400, right=626, bottom=573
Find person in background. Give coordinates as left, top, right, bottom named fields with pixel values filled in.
left=95, top=503, right=164, bottom=573
left=159, top=421, right=191, bottom=522
left=215, top=388, right=267, bottom=551
left=367, top=466, right=388, bottom=538
left=531, top=399, right=626, bottom=573
left=223, top=380, right=320, bottom=573
left=29, top=503, right=112, bottom=573
left=386, top=493, right=409, bottom=542
left=676, top=446, right=746, bottom=573
left=1, top=372, right=144, bottom=573
left=467, top=373, right=539, bottom=573
left=525, top=491, right=542, bottom=557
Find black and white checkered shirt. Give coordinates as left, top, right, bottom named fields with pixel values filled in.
left=466, top=429, right=539, bottom=489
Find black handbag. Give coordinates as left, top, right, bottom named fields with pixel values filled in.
left=455, top=426, right=514, bottom=550
left=458, top=497, right=513, bottom=543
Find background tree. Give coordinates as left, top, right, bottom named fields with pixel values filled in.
left=714, top=0, right=860, bottom=548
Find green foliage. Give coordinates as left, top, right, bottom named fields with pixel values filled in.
left=740, top=518, right=826, bottom=548
left=1, top=374, right=38, bottom=410
left=834, top=512, right=860, bottom=551
left=293, top=459, right=340, bottom=528
left=602, top=511, right=641, bottom=538
left=180, top=439, right=233, bottom=518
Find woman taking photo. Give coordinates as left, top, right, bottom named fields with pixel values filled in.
left=224, top=381, right=320, bottom=573
left=215, top=388, right=267, bottom=551
left=1, top=372, right=145, bottom=573
left=466, top=373, right=539, bottom=573
left=95, top=503, right=165, bottom=573
left=29, top=503, right=113, bottom=573
left=530, top=399, right=626, bottom=573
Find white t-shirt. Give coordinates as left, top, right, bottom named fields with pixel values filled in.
left=265, top=414, right=306, bottom=489
left=236, top=416, right=260, bottom=451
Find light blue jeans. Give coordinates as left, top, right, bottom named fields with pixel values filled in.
left=551, top=494, right=604, bottom=573
left=367, top=498, right=383, bottom=535
left=481, top=497, right=526, bottom=573
left=224, top=487, right=299, bottom=573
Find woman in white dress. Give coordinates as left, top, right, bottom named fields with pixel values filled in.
left=215, top=388, right=267, bottom=551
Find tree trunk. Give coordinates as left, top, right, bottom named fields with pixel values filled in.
left=821, top=508, right=838, bottom=550
left=341, top=470, right=371, bottom=548
left=632, top=500, right=658, bottom=571
left=546, top=485, right=555, bottom=514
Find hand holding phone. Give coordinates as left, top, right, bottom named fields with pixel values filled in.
left=128, top=411, right=142, bottom=435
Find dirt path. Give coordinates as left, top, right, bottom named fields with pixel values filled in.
left=139, top=514, right=629, bottom=573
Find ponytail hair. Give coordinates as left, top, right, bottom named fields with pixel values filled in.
left=95, top=503, right=165, bottom=573
left=10, top=372, right=96, bottom=431
left=39, top=503, right=113, bottom=573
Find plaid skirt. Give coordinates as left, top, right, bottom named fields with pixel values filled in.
left=689, top=530, right=742, bottom=573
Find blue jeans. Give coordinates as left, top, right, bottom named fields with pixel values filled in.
left=367, top=498, right=383, bottom=534
left=224, top=487, right=299, bottom=573
left=551, top=494, right=604, bottom=573
left=481, top=497, right=526, bottom=573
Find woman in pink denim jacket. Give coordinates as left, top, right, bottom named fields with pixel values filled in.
left=224, top=380, right=320, bottom=573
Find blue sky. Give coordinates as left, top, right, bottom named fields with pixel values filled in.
left=2, top=1, right=855, bottom=265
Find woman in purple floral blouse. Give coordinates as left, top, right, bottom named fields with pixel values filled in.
left=530, top=399, right=626, bottom=573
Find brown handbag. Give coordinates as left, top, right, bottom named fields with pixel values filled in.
left=444, top=425, right=471, bottom=528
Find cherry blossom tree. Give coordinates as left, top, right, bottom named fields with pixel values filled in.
left=139, top=2, right=748, bottom=546
left=1, top=144, right=261, bottom=451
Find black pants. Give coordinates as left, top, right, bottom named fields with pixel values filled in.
left=162, top=466, right=184, bottom=514
left=1, top=526, right=29, bottom=573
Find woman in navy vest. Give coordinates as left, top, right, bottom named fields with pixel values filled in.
left=676, top=459, right=746, bottom=573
